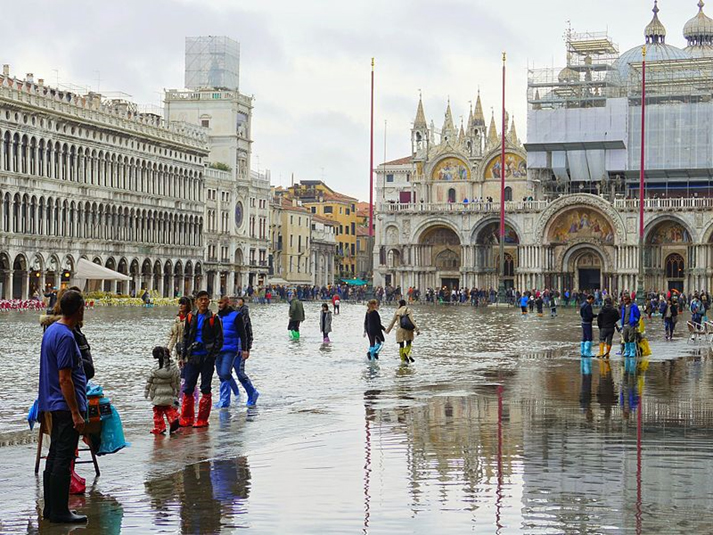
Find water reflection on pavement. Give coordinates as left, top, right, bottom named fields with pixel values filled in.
left=2, top=304, right=713, bottom=533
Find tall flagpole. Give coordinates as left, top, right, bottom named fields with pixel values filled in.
left=498, top=52, right=507, bottom=304
left=369, top=58, right=375, bottom=238
left=636, top=46, right=646, bottom=303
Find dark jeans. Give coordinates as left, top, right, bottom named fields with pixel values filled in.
left=288, top=320, right=301, bottom=332
left=46, top=411, right=80, bottom=477
left=582, top=322, right=593, bottom=342
left=183, top=355, right=216, bottom=396
left=664, top=317, right=675, bottom=337
left=599, top=327, right=615, bottom=345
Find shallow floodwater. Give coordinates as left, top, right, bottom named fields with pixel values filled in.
left=1, top=303, right=713, bottom=533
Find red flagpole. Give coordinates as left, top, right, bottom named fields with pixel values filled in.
left=637, top=46, right=646, bottom=301
left=500, top=53, right=506, bottom=243
left=369, top=58, right=375, bottom=238
left=639, top=48, right=646, bottom=240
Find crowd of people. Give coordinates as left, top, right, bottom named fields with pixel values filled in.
left=36, top=287, right=259, bottom=524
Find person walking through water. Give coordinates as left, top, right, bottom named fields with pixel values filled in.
left=661, top=296, right=678, bottom=340
left=288, top=292, right=305, bottom=339
left=596, top=297, right=620, bottom=358
left=621, top=293, right=641, bottom=357
left=363, top=299, right=385, bottom=361
left=519, top=293, right=529, bottom=316
left=144, top=347, right=180, bottom=434
left=179, top=291, right=223, bottom=428
left=386, top=299, right=420, bottom=364
left=38, top=290, right=88, bottom=524
left=580, top=294, right=595, bottom=357
left=168, top=297, right=195, bottom=406
left=320, top=303, right=333, bottom=343
left=215, top=296, right=259, bottom=408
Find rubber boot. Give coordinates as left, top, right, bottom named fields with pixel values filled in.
left=215, top=381, right=231, bottom=409
left=49, top=474, right=87, bottom=523
left=151, top=406, right=166, bottom=434
left=596, top=343, right=605, bottom=358
left=166, top=406, right=180, bottom=434
left=584, top=341, right=594, bottom=358
left=404, top=344, right=414, bottom=363
left=247, top=390, right=260, bottom=408
left=580, top=342, right=586, bottom=357
left=604, top=344, right=612, bottom=358
left=42, top=470, right=51, bottom=519
left=580, top=356, right=592, bottom=375
left=323, top=336, right=330, bottom=343
left=179, top=392, right=195, bottom=427
left=193, top=394, right=212, bottom=428
left=373, top=342, right=383, bottom=359
left=399, top=347, right=407, bottom=362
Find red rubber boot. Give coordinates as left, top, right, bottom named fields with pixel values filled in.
left=193, top=394, right=212, bottom=428
left=151, top=406, right=167, bottom=434
left=179, top=393, right=195, bottom=427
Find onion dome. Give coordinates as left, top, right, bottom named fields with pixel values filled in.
left=645, top=0, right=666, bottom=44
left=685, top=1, right=713, bottom=48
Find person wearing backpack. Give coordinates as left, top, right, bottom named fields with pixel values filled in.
left=179, top=291, right=223, bottom=428
left=386, top=299, right=420, bottom=364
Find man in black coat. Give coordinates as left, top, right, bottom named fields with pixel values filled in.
left=596, top=297, right=621, bottom=358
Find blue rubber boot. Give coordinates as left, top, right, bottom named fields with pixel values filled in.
left=584, top=341, right=594, bottom=358
left=580, top=342, right=586, bottom=357
left=214, top=381, right=232, bottom=409
left=373, top=342, right=383, bottom=359
left=247, top=390, right=260, bottom=408
left=367, top=346, right=375, bottom=360
left=625, top=355, right=636, bottom=374
left=580, top=356, right=592, bottom=375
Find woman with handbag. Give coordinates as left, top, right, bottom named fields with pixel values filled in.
left=386, top=299, right=420, bottom=364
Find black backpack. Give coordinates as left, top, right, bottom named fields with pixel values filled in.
left=399, top=311, right=415, bottom=331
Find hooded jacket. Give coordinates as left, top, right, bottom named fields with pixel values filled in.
left=597, top=304, right=620, bottom=331
left=144, top=356, right=180, bottom=406
left=289, top=298, right=305, bottom=322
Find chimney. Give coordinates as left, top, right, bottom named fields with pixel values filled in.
left=26, top=73, right=34, bottom=84
left=2, top=64, right=9, bottom=77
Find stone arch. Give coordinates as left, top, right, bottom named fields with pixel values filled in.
left=470, top=216, right=522, bottom=245
left=561, top=243, right=612, bottom=274
left=644, top=215, right=695, bottom=245
left=383, top=224, right=399, bottom=245
left=536, top=194, right=626, bottom=245
left=412, top=218, right=462, bottom=244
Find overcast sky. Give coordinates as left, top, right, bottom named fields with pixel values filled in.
left=2, top=0, right=696, bottom=200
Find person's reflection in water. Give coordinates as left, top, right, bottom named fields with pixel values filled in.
left=181, top=462, right=222, bottom=534
left=211, top=457, right=251, bottom=527
left=38, top=492, right=125, bottom=535
left=580, top=357, right=593, bottom=421
left=597, top=359, right=616, bottom=420
left=620, top=355, right=649, bottom=420
left=144, top=471, right=182, bottom=527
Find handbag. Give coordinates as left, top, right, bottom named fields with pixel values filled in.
left=400, top=313, right=415, bottom=331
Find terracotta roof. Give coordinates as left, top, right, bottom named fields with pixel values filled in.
left=313, top=214, right=337, bottom=225
left=279, top=198, right=310, bottom=213
left=382, top=155, right=412, bottom=165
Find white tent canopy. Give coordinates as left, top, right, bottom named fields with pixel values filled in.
left=73, top=258, right=130, bottom=281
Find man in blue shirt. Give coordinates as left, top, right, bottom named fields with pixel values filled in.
left=621, top=293, right=641, bottom=357
left=38, top=290, right=88, bottom=524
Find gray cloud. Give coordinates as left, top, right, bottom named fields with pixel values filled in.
left=0, top=0, right=697, bottom=200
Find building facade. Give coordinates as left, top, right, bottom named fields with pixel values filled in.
left=374, top=2, right=713, bottom=295
left=270, top=196, right=313, bottom=285
left=284, top=180, right=358, bottom=278
left=310, top=215, right=337, bottom=286
left=0, top=67, right=208, bottom=300
left=165, top=52, right=271, bottom=293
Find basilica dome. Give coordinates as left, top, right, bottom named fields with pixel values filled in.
left=608, top=1, right=690, bottom=85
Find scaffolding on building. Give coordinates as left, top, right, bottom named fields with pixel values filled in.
left=528, top=31, right=619, bottom=110
left=625, top=57, right=713, bottom=103
left=184, top=36, right=240, bottom=91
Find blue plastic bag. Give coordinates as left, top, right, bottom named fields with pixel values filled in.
left=97, top=406, right=130, bottom=456
left=27, top=399, right=39, bottom=430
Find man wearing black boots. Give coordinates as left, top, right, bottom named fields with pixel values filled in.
left=38, top=289, right=88, bottom=523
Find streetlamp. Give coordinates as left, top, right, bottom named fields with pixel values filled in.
left=636, top=46, right=647, bottom=304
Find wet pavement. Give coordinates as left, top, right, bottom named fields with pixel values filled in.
left=2, top=303, right=713, bottom=533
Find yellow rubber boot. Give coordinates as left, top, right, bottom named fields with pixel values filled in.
left=399, top=347, right=407, bottom=362
left=597, top=343, right=605, bottom=357
left=605, top=344, right=612, bottom=358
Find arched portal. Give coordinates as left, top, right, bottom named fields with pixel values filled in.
left=419, top=225, right=461, bottom=291
left=562, top=246, right=605, bottom=292
left=645, top=218, right=692, bottom=293
left=472, top=220, right=520, bottom=290
left=117, top=257, right=128, bottom=295
left=0, top=252, right=11, bottom=299
left=12, top=254, right=28, bottom=299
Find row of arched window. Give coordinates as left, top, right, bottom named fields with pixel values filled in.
left=1, top=190, right=204, bottom=247
left=0, top=128, right=204, bottom=201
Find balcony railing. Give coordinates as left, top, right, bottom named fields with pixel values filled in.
left=378, top=200, right=549, bottom=214
left=378, top=197, right=713, bottom=214
left=612, top=197, right=713, bottom=210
